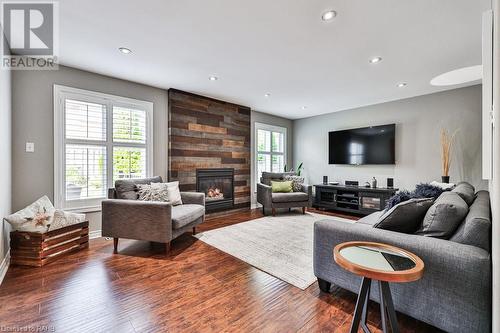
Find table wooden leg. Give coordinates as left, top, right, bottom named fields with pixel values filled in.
left=381, top=281, right=400, bottom=333
left=350, top=277, right=371, bottom=333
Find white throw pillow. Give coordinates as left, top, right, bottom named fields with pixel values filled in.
left=48, top=210, right=86, bottom=232
left=137, top=183, right=169, bottom=202
left=4, top=195, right=55, bottom=233
left=164, top=181, right=183, bottom=206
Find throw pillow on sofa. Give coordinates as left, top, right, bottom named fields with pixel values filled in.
left=416, top=192, right=469, bottom=238
left=271, top=180, right=293, bottom=193
left=284, top=175, right=304, bottom=192
left=374, top=198, right=434, bottom=233
left=452, top=182, right=475, bottom=206
left=164, top=181, right=183, bottom=206
left=4, top=195, right=56, bottom=233
left=137, top=182, right=183, bottom=205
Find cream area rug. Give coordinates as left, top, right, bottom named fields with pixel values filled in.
left=194, top=212, right=355, bottom=290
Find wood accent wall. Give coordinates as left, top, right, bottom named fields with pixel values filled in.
left=168, top=89, right=251, bottom=209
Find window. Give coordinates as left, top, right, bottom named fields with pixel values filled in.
left=255, top=123, right=287, bottom=188
left=54, top=85, right=153, bottom=211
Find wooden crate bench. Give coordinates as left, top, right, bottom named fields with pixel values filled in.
left=10, top=221, right=89, bottom=267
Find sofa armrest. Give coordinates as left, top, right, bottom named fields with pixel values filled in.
left=313, top=220, right=491, bottom=332
left=181, top=192, right=205, bottom=206
left=257, top=183, right=272, bottom=207
left=102, top=199, right=173, bottom=243
left=301, top=184, right=313, bottom=206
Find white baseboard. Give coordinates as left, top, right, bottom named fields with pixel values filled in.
left=89, top=230, right=102, bottom=239
left=0, top=249, right=10, bottom=286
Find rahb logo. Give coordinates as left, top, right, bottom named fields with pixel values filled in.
left=1, top=1, right=59, bottom=70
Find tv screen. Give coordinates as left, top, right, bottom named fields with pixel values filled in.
left=328, top=124, right=395, bottom=165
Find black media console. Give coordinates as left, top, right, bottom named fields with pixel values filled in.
left=314, top=184, right=398, bottom=216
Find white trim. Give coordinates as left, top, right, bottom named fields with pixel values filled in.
left=0, top=250, right=10, bottom=286
left=254, top=122, right=288, bottom=190
left=89, top=230, right=102, bottom=239
left=54, top=84, right=154, bottom=210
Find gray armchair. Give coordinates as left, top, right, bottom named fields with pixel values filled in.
left=101, top=177, right=205, bottom=254
left=256, top=172, right=313, bottom=216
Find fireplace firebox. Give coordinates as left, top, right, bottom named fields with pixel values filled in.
left=196, top=168, right=234, bottom=212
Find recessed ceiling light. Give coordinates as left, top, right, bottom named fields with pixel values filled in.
left=209, top=76, right=218, bottom=81
left=301, top=106, right=307, bottom=110
left=369, top=57, right=382, bottom=64
left=322, top=10, right=337, bottom=21
left=397, top=83, right=407, bottom=88
left=430, top=65, right=482, bottom=86
left=264, top=93, right=271, bottom=97
left=118, top=47, right=132, bottom=54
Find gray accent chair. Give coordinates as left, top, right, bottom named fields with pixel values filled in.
left=256, top=172, right=313, bottom=216
left=313, top=190, right=492, bottom=333
left=102, top=177, right=205, bottom=254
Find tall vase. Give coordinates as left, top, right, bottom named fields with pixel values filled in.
left=442, top=176, right=450, bottom=183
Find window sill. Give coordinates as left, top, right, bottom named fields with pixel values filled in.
left=62, top=205, right=102, bottom=214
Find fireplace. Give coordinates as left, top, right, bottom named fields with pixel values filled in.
left=196, top=168, right=234, bottom=212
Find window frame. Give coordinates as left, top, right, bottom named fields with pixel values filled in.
left=255, top=122, right=287, bottom=190
left=54, top=85, right=154, bottom=212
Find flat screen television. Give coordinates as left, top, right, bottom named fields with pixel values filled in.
left=328, top=124, right=395, bottom=165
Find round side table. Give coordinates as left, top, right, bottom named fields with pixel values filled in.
left=333, top=241, right=424, bottom=333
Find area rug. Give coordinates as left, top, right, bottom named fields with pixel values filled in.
left=194, top=212, right=355, bottom=290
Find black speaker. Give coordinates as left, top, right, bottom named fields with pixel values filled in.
left=387, top=178, right=394, bottom=188
left=323, top=176, right=328, bottom=184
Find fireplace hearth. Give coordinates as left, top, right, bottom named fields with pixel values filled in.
left=196, top=168, right=234, bottom=212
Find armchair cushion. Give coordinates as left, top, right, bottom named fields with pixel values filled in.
left=260, top=172, right=296, bottom=185
left=272, top=192, right=309, bottom=203
left=171, top=204, right=205, bottom=229
left=115, top=176, right=163, bottom=200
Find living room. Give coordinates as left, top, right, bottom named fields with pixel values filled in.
left=0, top=1, right=499, bottom=332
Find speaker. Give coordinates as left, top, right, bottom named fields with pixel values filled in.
left=323, top=176, right=328, bottom=184
left=387, top=178, right=394, bottom=188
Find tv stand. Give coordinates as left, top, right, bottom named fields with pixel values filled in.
left=314, top=184, right=397, bottom=216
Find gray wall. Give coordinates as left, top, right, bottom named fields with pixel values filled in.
left=12, top=65, right=168, bottom=232
left=293, top=85, right=487, bottom=191
left=251, top=111, right=293, bottom=205
left=0, top=38, right=12, bottom=271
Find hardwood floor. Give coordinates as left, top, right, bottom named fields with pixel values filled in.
left=0, top=208, right=441, bottom=333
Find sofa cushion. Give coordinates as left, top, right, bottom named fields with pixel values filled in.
left=171, top=204, right=205, bottom=229
left=374, top=198, right=434, bottom=233
left=452, top=182, right=476, bottom=206
left=416, top=192, right=469, bottom=238
left=358, top=211, right=384, bottom=226
left=115, top=176, right=163, bottom=200
left=272, top=192, right=309, bottom=203
left=450, top=190, right=491, bottom=251
left=261, top=172, right=295, bottom=186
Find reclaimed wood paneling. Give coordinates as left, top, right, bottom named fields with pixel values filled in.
left=168, top=89, right=251, bottom=209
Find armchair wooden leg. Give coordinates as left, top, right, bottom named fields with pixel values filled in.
left=302, top=207, right=306, bottom=214
left=262, top=206, right=265, bottom=215
left=113, top=238, right=119, bottom=253
left=272, top=208, right=276, bottom=216
left=192, top=227, right=196, bottom=235
left=165, top=242, right=171, bottom=255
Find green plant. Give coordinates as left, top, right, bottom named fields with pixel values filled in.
left=284, top=162, right=304, bottom=176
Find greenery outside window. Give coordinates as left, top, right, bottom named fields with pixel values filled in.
left=54, top=85, right=153, bottom=211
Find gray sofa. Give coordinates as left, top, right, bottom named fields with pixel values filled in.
left=102, top=177, right=205, bottom=254
left=256, top=172, right=313, bottom=216
left=314, top=189, right=491, bottom=333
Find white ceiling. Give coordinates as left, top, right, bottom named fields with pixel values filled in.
left=58, top=0, right=490, bottom=119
